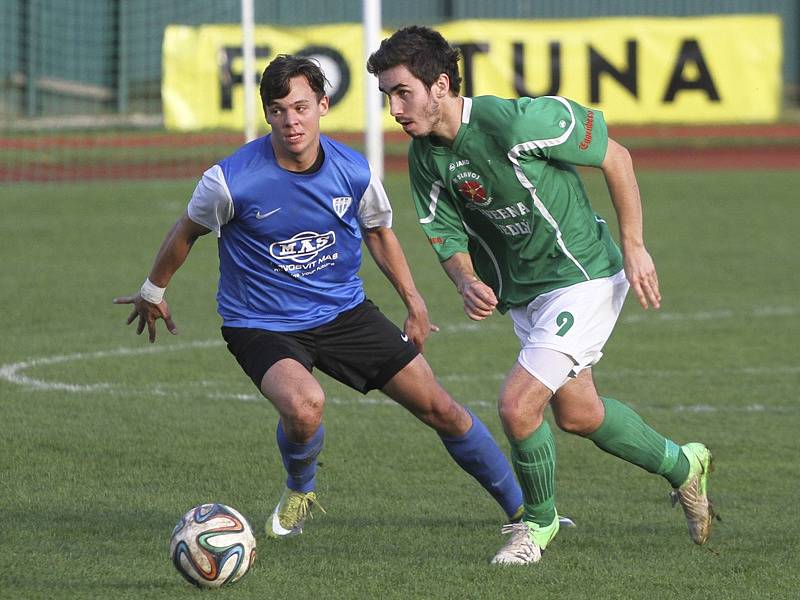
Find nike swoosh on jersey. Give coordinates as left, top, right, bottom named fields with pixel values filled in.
left=256, top=208, right=281, bottom=220
left=400, top=333, right=409, bottom=342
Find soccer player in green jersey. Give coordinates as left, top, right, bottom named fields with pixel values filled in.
left=368, top=26, right=716, bottom=565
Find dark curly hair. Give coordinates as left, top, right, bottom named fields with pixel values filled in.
left=260, top=54, right=328, bottom=106
left=367, top=26, right=461, bottom=94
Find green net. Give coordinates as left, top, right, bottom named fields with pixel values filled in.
left=0, top=0, right=244, bottom=182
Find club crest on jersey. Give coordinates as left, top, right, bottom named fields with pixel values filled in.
left=452, top=170, right=491, bottom=206
left=270, top=230, right=336, bottom=264
left=332, top=196, right=352, bottom=217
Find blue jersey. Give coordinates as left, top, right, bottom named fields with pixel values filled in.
left=187, top=134, right=393, bottom=331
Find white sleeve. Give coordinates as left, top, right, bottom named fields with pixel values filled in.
left=357, top=166, right=393, bottom=229
left=186, top=164, right=234, bottom=237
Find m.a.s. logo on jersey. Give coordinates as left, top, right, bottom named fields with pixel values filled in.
left=270, top=231, right=336, bottom=264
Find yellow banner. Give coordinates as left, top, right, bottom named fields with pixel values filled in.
left=162, top=23, right=368, bottom=131
left=162, top=15, right=782, bottom=131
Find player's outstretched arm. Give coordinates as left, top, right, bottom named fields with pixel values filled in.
left=441, top=253, right=498, bottom=321
left=113, top=212, right=211, bottom=342
left=601, top=137, right=661, bottom=310
left=362, top=226, right=437, bottom=351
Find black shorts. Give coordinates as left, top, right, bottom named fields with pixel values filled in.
left=221, top=300, right=419, bottom=394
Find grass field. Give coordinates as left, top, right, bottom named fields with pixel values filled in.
left=2, top=168, right=799, bottom=599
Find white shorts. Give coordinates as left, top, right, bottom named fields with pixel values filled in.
left=509, top=270, right=629, bottom=392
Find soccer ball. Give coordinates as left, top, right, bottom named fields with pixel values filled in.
left=169, top=503, right=256, bottom=588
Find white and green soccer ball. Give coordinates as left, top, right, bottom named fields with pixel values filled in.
left=169, top=503, right=256, bottom=588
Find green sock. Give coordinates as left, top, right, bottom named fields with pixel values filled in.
left=588, top=397, right=690, bottom=488
left=509, top=421, right=557, bottom=527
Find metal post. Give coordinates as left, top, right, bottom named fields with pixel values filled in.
left=363, top=0, right=383, bottom=179
left=241, top=0, right=257, bottom=142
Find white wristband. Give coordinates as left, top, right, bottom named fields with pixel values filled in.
left=140, top=278, right=166, bottom=304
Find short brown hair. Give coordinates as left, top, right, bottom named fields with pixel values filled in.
left=260, top=54, right=328, bottom=106
left=367, top=26, right=461, bottom=94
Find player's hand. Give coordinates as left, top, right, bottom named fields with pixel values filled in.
left=113, top=293, right=178, bottom=343
left=623, top=245, right=661, bottom=310
left=404, top=301, right=439, bottom=353
left=458, top=279, right=498, bottom=320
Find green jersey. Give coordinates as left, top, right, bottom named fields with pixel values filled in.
left=408, top=95, right=623, bottom=312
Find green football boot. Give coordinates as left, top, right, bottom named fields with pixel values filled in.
left=491, top=515, right=560, bottom=565
left=671, top=442, right=716, bottom=545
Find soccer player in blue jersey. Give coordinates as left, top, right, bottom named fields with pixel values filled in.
left=114, top=55, right=523, bottom=543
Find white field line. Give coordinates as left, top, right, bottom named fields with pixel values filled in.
left=0, top=340, right=224, bottom=391
left=439, top=304, right=800, bottom=331
left=10, top=339, right=789, bottom=393
left=163, top=391, right=800, bottom=414
left=439, top=365, right=800, bottom=382
left=1, top=302, right=797, bottom=408
left=620, top=304, right=800, bottom=324
left=1, top=337, right=798, bottom=414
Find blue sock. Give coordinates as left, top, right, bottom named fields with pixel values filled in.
left=276, top=421, right=324, bottom=493
left=439, top=409, right=523, bottom=519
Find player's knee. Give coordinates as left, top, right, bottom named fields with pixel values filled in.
left=553, top=410, right=601, bottom=436
left=498, top=389, right=550, bottom=434
left=420, top=390, right=466, bottom=432
left=498, top=397, right=525, bottom=428
left=280, top=390, right=325, bottom=434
